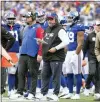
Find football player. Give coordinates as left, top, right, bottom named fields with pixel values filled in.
left=2, top=11, right=21, bottom=98
left=61, top=10, right=85, bottom=99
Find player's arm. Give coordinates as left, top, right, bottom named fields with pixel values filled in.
left=76, top=31, right=84, bottom=55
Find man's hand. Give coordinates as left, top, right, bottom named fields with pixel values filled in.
left=82, top=60, right=87, bottom=67
left=7, top=55, right=12, bottom=61
left=34, top=38, right=42, bottom=45
left=37, top=55, right=42, bottom=62
left=48, top=47, right=57, bottom=53
left=34, top=38, right=48, bottom=45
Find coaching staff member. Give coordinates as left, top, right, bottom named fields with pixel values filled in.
left=11, top=11, right=43, bottom=100
left=39, top=13, right=69, bottom=101
left=94, top=20, right=100, bottom=101
left=1, top=26, right=15, bottom=94
left=82, top=24, right=98, bottom=96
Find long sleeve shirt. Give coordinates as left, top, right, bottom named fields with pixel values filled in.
left=83, top=31, right=97, bottom=61
left=55, top=29, right=69, bottom=50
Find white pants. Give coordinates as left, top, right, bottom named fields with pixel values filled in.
left=62, top=51, right=82, bottom=75
left=82, top=57, right=89, bottom=75
left=8, top=53, right=19, bottom=74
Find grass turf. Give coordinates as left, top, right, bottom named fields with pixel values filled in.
left=2, top=91, right=95, bottom=102
left=59, top=94, right=94, bottom=102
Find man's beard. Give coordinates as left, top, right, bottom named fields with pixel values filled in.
left=26, top=21, right=32, bottom=25
left=26, top=22, right=30, bottom=25
left=48, top=22, right=56, bottom=28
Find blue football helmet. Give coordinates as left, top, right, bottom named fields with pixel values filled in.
left=36, top=10, right=46, bottom=23
left=67, top=11, right=80, bottom=27
left=5, top=11, right=16, bottom=25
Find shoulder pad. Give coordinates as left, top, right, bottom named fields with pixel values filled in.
left=76, top=24, right=85, bottom=31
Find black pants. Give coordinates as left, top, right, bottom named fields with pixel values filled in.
left=1, top=68, right=6, bottom=94
left=95, top=62, right=100, bottom=93
left=17, top=55, right=39, bottom=95
left=86, top=60, right=98, bottom=89
left=15, top=68, right=18, bottom=90
left=41, top=61, right=63, bottom=95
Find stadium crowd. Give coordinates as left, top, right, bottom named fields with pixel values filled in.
left=1, top=1, right=100, bottom=101
left=1, top=1, right=100, bottom=25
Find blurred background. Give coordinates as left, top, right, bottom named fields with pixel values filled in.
left=1, top=1, right=100, bottom=26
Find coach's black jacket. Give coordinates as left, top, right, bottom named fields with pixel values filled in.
left=42, top=24, right=65, bottom=62
left=1, top=26, right=15, bottom=51
left=83, top=31, right=97, bottom=61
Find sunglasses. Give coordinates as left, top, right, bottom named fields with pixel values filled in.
left=97, top=24, right=100, bottom=26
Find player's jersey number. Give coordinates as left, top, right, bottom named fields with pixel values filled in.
left=67, top=32, right=74, bottom=43
left=9, top=31, right=18, bottom=41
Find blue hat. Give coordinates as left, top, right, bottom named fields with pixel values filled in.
left=47, top=13, right=58, bottom=19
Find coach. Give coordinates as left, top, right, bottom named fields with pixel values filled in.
left=11, top=11, right=44, bottom=100
left=40, top=13, right=69, bottom=101
left=95, top=20, right=100, bottom=101
left=83, top=23, right=98, bottom=96
left=1, top=26, right=15, bottom=94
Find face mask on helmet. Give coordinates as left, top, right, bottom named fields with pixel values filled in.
left=7, top=18, right=15, bottom=25
left=36, top=10, right=46, bottom=23
left=6, top=11, right=16, bottom=25
left=67, top=11, right=79, bottom=25
left=36, top=15, right=46, bottom=24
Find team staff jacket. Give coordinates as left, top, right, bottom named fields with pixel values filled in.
left=20, top=23, right=43, bottom=57
left=1, top=26, right=15, bottom=51
left=42, top=24, right=69, bottom=62
left=83, top=31, right=97, bottom=61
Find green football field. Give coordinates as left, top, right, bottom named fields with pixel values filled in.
left=59, top=94, right=94, bottom=102
left=2, top=92, right=95, bottom=102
